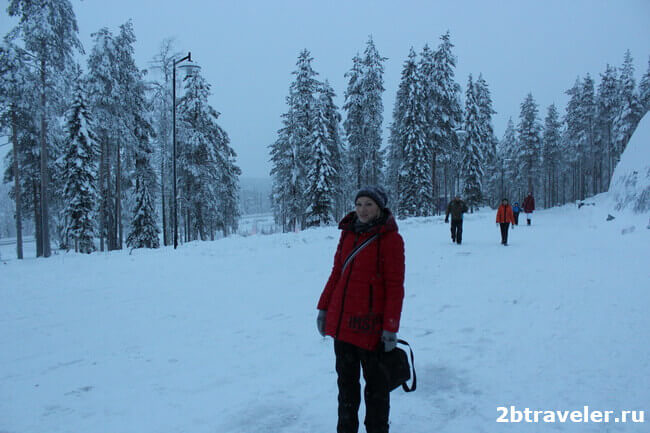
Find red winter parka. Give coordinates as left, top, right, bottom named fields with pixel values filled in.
left=522, top=195, right=535, bottom=213
left=317, top=210, right=405, bottom=351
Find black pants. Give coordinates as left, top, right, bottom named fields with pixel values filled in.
left=335, top=340, right=390, bottom=433
left=513, top=212, right=519, bottom=225
left=500, top=223, right=510, bottom=244
left=450, top=219, right=463, bottom=244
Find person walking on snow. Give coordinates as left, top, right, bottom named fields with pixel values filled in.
left=512, top=202, right=521, bottom=225
left=522, top=192, right=535, bottom=225
left=317, top=186, right=405, bottom=433
left=445, top=196, right=468, bottom=244
left=496, top=198, right=515, bottom=245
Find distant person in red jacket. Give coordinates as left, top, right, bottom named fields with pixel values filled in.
left=522, top=192, right=535, bottom=225
left=316, top=186, right=405, bottom=433
left=496, top=198, right=515, bottom=245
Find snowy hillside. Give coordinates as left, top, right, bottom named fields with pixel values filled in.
left=609, top=113, right=650, bottom=213
left=1, top=205, right=648, bottom=433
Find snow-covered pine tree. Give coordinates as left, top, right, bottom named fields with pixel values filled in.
left=474, top=73, right=498, bottom=205
left=360, top=36, right=387, bottom=186
left=564, top=77, right=583, bottom=201
left=386, top=60, right=410, bottom=208
left=270, top=49, right=320, bottom=231
left=496, top=117, right=517, bottom=201
left=87, top=27, right=118, bottom=252
left=0, top=42, right=34, bottom=259
left=315, top=80, right=345, bottom=221
left=113, top=20, right=147, bottom=249
left=432, top=31, right=463, bottom=204
left=343, top=54, right=365, bottom=189
left=177, top=69, right=222, bottom=241
left=7, top=0, right=84, bottom=257
left=613, top=50, right=643, bottom=161
left=149, top=39, right=181, bottom=246
left=305, top=91, right=339, bottom=227
left=211, top=122, right=241, bottom=238
left=541, top=104, right=562, bottom=208
left=461, top=74, right=484, bottom=210
left=397, top=49, right=430, bottom=218
left=639, top=56, right=650, bottom=117
left=517, top=93, right=542, bottom=196
left=61, top=79, right=98, bottom=253
left=596, top=64, right=619, bottom=190
left=126, top=111, right=159, bottom=249
left=417, top=44, right=437, bottom=209
left=579, top=74, right=598, bottom=197
left=270, top=106, right=296, bottom=232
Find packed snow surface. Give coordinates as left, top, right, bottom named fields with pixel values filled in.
left=1, top=201, right=648, bottom=433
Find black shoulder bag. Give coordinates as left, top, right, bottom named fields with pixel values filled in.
left=379, top=339, right=417, bottom=392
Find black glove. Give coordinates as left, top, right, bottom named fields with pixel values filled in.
left=445, top=217, right=449, bottom=223
left=381, top=330, right=397, bottom=352
left=317, top=310, right=327, bottom=337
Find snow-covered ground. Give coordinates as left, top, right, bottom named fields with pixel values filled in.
left=1, top=200, right=648, bottom=433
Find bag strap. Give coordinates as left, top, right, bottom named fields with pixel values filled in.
left=397, top=339, right=417, bottom=392
left=341, top=233, right=379, bottom=274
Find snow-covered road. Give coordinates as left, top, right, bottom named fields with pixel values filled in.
left=1, top=198, right=648, bottom=432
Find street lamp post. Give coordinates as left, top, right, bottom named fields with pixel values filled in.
left=172, top=52, right=200, bottom=249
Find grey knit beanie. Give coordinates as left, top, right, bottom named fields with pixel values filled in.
left=355, top=186, right=388, bottom=209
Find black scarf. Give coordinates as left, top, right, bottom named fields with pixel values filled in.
left=353, top=212, right=387, bottom=233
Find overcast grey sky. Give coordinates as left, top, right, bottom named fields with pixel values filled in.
left=2, top=0, right=649, bottom=179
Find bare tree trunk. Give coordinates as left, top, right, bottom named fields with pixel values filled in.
left=99, top=137, right=106, bottom=252
left=11, top=107, right=23, bottom=259
left=161, top=151, right=167, bottom=246
left=431, top=152, right=437, bottom=215
left=39, top=57, right=51, bottom=257
left=115, top=141, right=122, bottom=249
left=33, top=181, right=42, bottom=257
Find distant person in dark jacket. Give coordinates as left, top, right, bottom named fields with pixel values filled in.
left=522, top=192, right=535, bottom=225
left=445, top=196, right=469, bottom=244
left=512, top=202, right=521, bottom=225
left=496, top=198, right=515, bottom=245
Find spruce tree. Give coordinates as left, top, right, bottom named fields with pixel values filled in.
left=613, top=50, right=643, bottom=159
left=580, top=74, right=597, bottom=197
left=343, top=54, right=365, bottom=189
left=517, top=93, right=542, bottom=195
left=432, top=31, right=463, bottom=204
left=541, top=104, right=562, bottom=207
left=7, top=0, right=84, bottom=257
left=596, top=64, right=620, bottom=189
left=360, top=36, right=387, bottom=186
left=317, top=80, right=345, bottom=220
left=497, top=118, right=517, bottom=200
left=475, top=74, right=498, bottom=204
left=305, top=93, right=338, bottom=227
left=61, top=80, right=98, bottom=253
left=177, top=70, right=225, bottom=240
left=461, top=75, right=484, bottom=210
left=270, top=50, right=319, bottom=231
left=564, top=78, right=583, bottom=200
left=397, top=49, right=429, bottom=217
left=639, top=57, right=650, bottom=116
left=126, top=111, right=159, bottom=249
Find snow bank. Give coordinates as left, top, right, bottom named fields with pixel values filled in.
left=609, top=113, right=650, bottom=213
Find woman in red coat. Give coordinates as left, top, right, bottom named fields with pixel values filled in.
left=496, top=198, right=515, bottom=245
left=317, top=186, right=405, bottom=433
left=522, top=192, right=535, bottom=225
